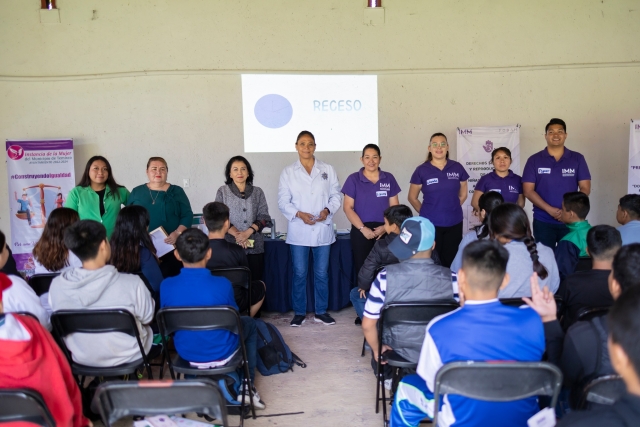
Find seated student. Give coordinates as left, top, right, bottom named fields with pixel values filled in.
left=450, top=191, right=504, bottom=273
left=203, top=202, right=265, bottom=317
left=616, top=194, right=640, bottom=245
left=49, top=220, right=156, bottom=367
left=0, top=230, right=50, bottom=330
left=0, top=276, right=89, bottom=427
left=557, top=286, right=640, bottom=426
left=555, top=192, right=592, bottom=281
left=489, top=203, right=560, bottom=298
left=351, top=204, right=413, bottom=323
left=559, top=225, right=620, bottom=328
left=32, top=207, right=82, bottom=274
left=160, top=228, right=264, bottom=409
left=389, top=240, right=545, bottom=427
left=362, top=217, right=453, bottom=370
left=109, top=205, right=163, bottom=293
left=527, top=243, right=640, bottom=409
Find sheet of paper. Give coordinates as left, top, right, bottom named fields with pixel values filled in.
left=150, top=227, right=175, bottom=257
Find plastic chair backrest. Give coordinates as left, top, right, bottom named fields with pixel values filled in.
left=499, top=298, right=527, bottom=308
left=156, top=306, right=240, bottom=336
left=433, top=361, right=562, bottom=425
left=208, top=267, right=251, bottom=290
left=0, top=389, right=56, bottom=427
left=381, top=301, right=459, bottom=327
left=581, top=374, right=625, bottom=407
left=92, top=379, right=228, bottom=427
left=577, top=306, right=610, bottom=322
left=28, top=273, right=59, bottom=296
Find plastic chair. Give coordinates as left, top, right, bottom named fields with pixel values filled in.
left=578, top=374, right=625, bottom=409
left=500, top=296, right=564, bottom=317
left=50, top=309, right=154, bottom=387
left=577, top=306, right=610, bottom=322
left=28, top=273, right=59, bottom=296
left=433, top=361, right=563, bottom=426
left=209, top=267, right=253, bottom=316
left=375, top=301, right=459, bottom=423
left=92, top=379, right=229, bottom=427
left=156, top=306, right=256, bottom=424
left=0, top=389, right=55, bottom=427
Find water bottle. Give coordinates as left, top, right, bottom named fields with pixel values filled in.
left=271, top=218, right=276, bottom=239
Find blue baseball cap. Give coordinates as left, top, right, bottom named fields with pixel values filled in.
left=388, top=217, right=436, bottom=261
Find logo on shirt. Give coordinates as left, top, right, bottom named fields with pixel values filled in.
left=321, top=172, right=328, bottom=180
left=379, top=182, right=391, bottom=190
left=376, top=191, right=388, bottom=197
left=562, top=168, right=575, bottom=177
left=508, top=185, right=518, bottom=192
left=399, top=228, right=412, bottom=244
left=489, top=188, right=502, bottom=193
left=538, top=168, right=551, bottom=174
left=426, top=178, right=439, bottom=185
left=447, top=172, right=459, bottom=180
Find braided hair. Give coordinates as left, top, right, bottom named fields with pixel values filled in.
left=488, top=203, right=548, bottom=279
left=475, top=191, right=504, bottom=239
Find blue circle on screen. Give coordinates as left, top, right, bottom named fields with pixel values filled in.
left=254, top=94, right=293, bottom=129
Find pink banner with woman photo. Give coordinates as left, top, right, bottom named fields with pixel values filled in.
left=5, top=139, right=75, bottom=274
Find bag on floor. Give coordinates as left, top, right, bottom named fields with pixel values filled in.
left=255, top=319, right=306, bottom=375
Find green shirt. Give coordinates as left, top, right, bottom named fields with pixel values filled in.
left=560, top=220, right=591, bottom=257
left=127, top=184, right=193, bottom=233
left=64, top=185, right=130, bottom=238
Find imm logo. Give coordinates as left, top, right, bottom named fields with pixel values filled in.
left=427, top=178, right=438, bottom=185
left=459, top=129, right=472, bottom=135
left=447, top=172, right=459, bottom=179
left=508, top=185, right=518, bottom=192
left=562, top=169, right=575, bottom=174
left=379, top=183, right=391, bottom=190
left=538, top=168, right=551, bottom=174
left=7, top=145, right=24, bottom=160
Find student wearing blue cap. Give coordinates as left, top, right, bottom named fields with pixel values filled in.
left=362, top=216, right=454, bottom=375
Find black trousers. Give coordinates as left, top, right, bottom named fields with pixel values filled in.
left=247, top=253, right=265, bottom=281
left=434, top=222, right=463, bottom=269
left=350, top=221, right=384, bottom=277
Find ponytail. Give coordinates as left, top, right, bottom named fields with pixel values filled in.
left=522, top=236, right=549, bottom=279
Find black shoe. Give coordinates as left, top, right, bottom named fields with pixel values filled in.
left=355, top=316, right=362, bottom=325
left=314, top=313, right=336, bottom=325
left=290, top=314, right=306, bottom=327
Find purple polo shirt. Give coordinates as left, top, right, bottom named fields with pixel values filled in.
left=410, top=160, right=469, bottom=227
left=522, top=147, right=591, bottom=224
left=475, top=170, right=522, bottom=204
left=341, top=168, right=401, bottom=223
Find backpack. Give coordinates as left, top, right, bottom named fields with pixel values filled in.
left=255, top=319, right=306, bottom=375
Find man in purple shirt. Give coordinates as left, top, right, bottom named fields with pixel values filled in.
left=522, top=118, right=591, bottom=249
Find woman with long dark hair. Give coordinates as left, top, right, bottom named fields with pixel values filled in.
left=110, top=205, right=163, bottom=293
left=450, top=191, right=504, bottom=273
left=407, top=132, right=469, bottom=268
left=488, top=203, right=559, bottom=297
left=32, top=207, right=81, bottom=274
left=65, top=155, right=129, bottom=238
left=471, top=147, right=525, bottom=211
left=215, top=155, right=271, bottom=280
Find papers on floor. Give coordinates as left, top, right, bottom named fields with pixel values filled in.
left=150, top=226, right=175, bottom=257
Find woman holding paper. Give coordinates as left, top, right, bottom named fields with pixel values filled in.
left=65, top=156, right=129, bottom=238
left=110, top=205, right=163, bottom=294
left=127, top=156, right=193, bottom=277
left=215, top=155, right=272, bottom=281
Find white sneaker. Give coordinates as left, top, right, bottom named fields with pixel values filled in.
left=384, top=379, right=392, bottom=391
left=242, top=384, right=266, bottom=410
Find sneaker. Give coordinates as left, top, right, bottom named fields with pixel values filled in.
left=314, top=313, right=336, bottom=325
left=290, top=314, right=306, bottom=327
left=242, top=384, right=266, bottom=410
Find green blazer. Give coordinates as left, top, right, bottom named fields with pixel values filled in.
left=65, top=185, right=130, bottom=238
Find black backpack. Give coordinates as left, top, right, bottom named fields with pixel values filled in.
left=254, top=319, right=306, bottom=375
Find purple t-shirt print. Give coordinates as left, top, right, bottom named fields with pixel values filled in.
left=522, top=147, right=591, bottom=224
left=410, top=160, right=470, bottom=227
left=341, top=168, right=401, bottom=223
left=475, top=170, right=523, bottom=204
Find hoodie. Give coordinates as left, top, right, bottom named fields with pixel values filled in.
left=48, top=265, right=154, bottom=367
left=0, top=313, right=88, bottom=427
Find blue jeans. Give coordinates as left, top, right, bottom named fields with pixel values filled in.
left=290, top=244, right=330, bottom=315
left=533, top=219, right=569, bottom=249
left=240, top=316, right=257, bottom=383
left=350, top=287, right=367, bottom=319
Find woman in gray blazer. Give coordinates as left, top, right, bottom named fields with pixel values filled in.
left=215, top=156, right=272, bottom=280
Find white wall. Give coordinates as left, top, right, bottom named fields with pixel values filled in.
left=1, top=0, right=639, bottom=237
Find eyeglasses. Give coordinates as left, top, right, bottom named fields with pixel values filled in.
left=430, top=142, right=448, bottom=148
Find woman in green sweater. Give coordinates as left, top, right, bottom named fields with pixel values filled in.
left=127, top=156, right=193, bottom=277
left=65, top=156, right=129, bottom=238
